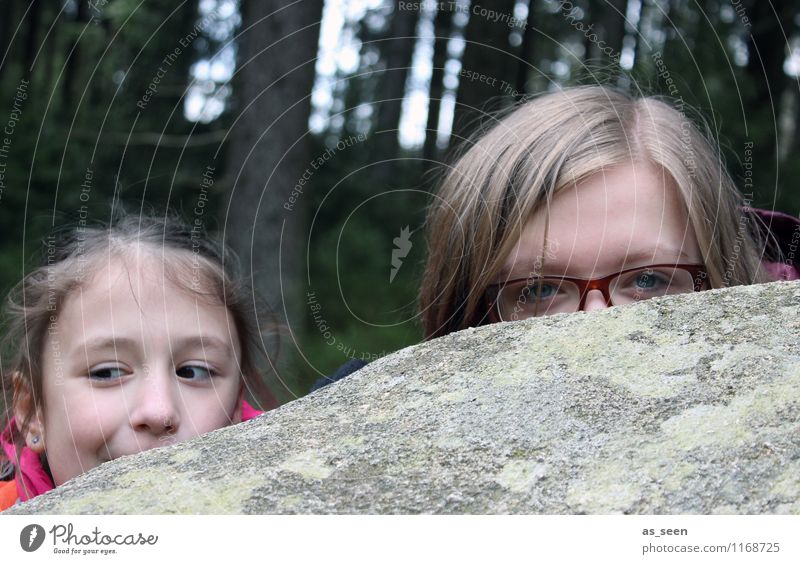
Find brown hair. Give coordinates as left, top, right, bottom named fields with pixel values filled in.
left=1, top=212, right=277, bottom=485
left=419, top=85, right=770, bottom=339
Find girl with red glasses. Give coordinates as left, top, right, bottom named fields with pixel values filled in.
left=312, top=85, right=798, bottom=390
left=419, top=86, right=798, bottom=337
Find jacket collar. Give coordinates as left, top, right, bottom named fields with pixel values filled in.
left=0, top=417, right=53, bottom=502
left=747, top=207, right=800, bottom=281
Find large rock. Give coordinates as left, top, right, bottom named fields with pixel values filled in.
left=6, top=281, right=799, bottom=514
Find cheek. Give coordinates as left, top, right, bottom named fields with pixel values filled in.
left=183, top=385, right=242, bottom=434
left=43, top=393, right=128, bottom=485
left=46, top=404, right=109, bottom=448
left=43, top=411, right=106, bottom=486
left=44, top=389, right=119, bottom=451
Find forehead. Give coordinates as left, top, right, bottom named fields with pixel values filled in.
left=76, top=247, right=219, bottom=296
left=502, top=161, right=698, bottom=277
left=58, top=252, right=235, bottom=333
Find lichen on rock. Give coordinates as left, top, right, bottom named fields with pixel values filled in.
left=5, top=281, right=799, bottom=514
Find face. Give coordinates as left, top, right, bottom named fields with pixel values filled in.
left=495, top=160, right=703, bottom=317
left=24, top=254, right=243, bottom=486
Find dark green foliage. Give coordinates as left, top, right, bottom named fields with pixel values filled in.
left=0, top=0, right=230, bottom=294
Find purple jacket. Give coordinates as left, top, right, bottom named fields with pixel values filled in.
left=749, top=208, right=800, bottom=281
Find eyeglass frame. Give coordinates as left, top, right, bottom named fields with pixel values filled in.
left=484, top=263, right=709, bottom=321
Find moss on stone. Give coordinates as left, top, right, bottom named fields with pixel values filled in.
left=5, top=281, right=798, bottom=515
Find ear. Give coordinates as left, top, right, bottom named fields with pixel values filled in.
left=11, top=372, right=46, bottom=454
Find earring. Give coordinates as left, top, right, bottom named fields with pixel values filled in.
left=31, top=436, right=40, bottom=445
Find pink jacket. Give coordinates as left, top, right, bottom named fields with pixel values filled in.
left=750, top=208, right=800, bottom=281
left=1, top=400, right=262, bottom=508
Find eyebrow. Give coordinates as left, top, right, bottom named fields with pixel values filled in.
left=70, top=337, right=140, bottom=358
left=617, top=247, right=692, bottom=265
left=70, top=335, right=234, bottom=358
left=170, top=335, right=234, bottom=356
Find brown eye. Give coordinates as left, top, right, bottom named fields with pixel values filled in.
left=89, top=365, right=126, bottom=380
left=175, top=365, right=214, bottom=380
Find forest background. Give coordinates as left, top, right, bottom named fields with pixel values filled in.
left=1, top=0, right=798, bottom=405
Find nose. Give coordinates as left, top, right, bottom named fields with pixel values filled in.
left=582, top=289, right=610, bottom=312
left=128, top=368, right=181, bottom=437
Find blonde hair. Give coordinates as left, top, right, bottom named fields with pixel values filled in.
left=420, top=86, right=769, bottom=339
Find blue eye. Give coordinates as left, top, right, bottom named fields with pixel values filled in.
left=633, top=272, right=666, bottom=290
left=176, top=365, right=214, bottom=380
left=523, top=282, right=559, bottom=300
left=89, top=365, right=127, bottom=380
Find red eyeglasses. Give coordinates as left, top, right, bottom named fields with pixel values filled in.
left=485, top=263, right=708, bottom=321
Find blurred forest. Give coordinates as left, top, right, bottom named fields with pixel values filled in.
left=1, top=0, right=798, bottom=403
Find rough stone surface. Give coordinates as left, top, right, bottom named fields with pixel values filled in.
left=6, top=281, right=799, bottom=514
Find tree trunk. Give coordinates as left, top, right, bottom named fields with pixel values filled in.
left=372, top=2, right=419, bottom=165
left=744, top=0, right=793, bottom=200
left=23, top=0, right=42, bottom=78
left=0, top=0, right=17, bottom=81
left=587, top=0, right=627, bottom=62
left=793, top=87, right=800, bottom=155
left=423, top=5, right=453, bottom=169
left=453, top=0, right=517, bottom=142
left=745, top=0, right=790, bottom=112
left=63, top=0, right=88, bottom=109
left=634, top=0, right=657, bottom=75
left=515, top=0, right=537, bottom=98
left=224, top=0, right=324, bottom=345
